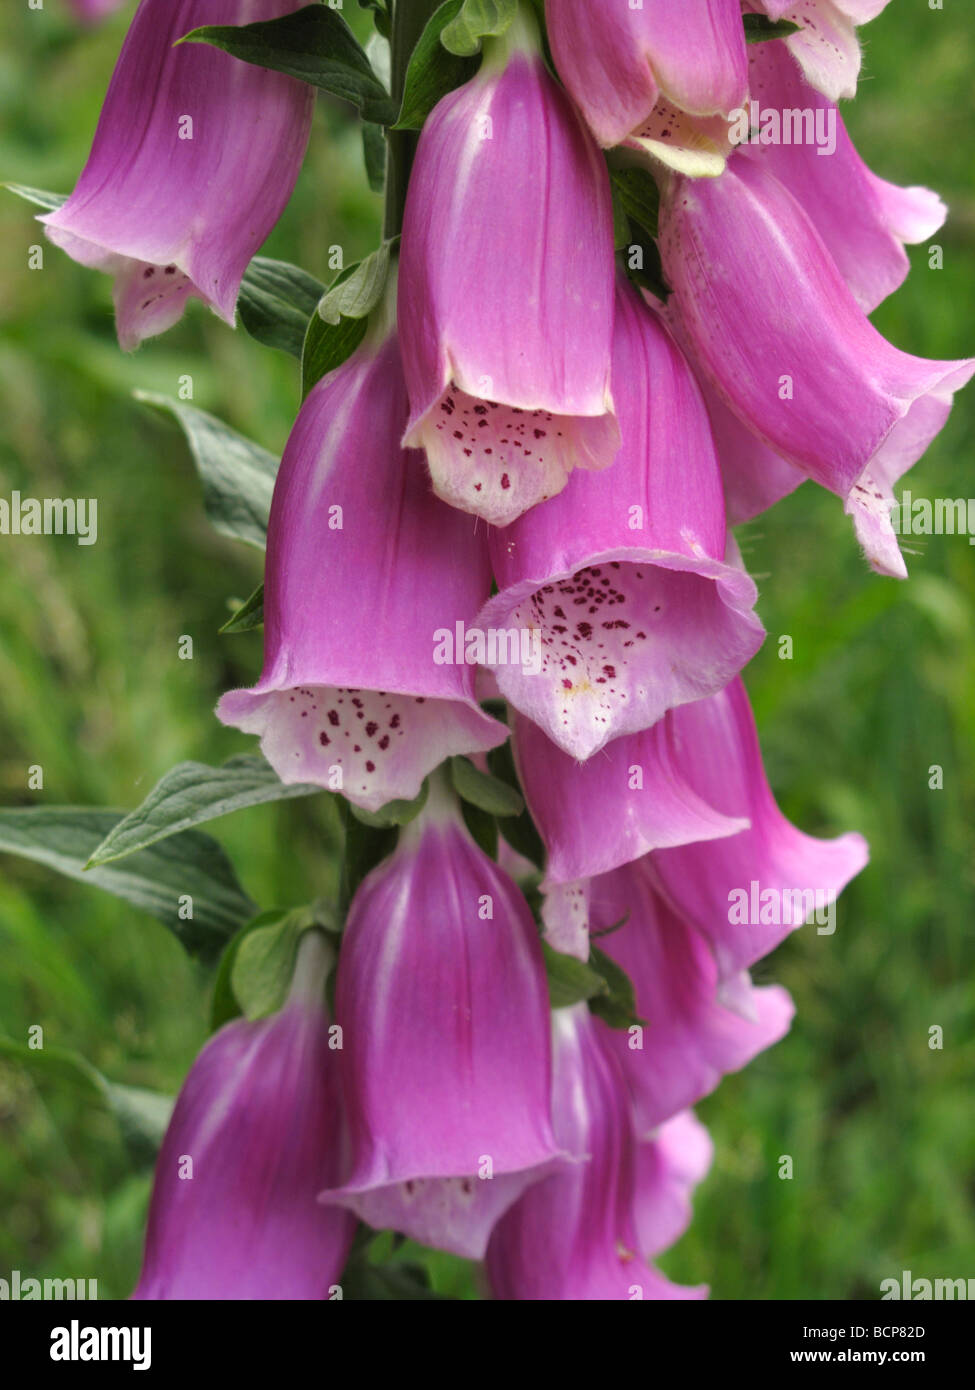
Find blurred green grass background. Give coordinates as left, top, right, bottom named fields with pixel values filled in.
left=1, top=2, right=972, bottom=1300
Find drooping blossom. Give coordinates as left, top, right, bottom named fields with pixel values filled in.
left=485, top=1005, right=708, bottom=1300
left=739, top=33, right=945, bottom=313
left=514, top=679, right=866, bottom=975
left=589, top=860, right=794, bottom=1131
left=545, top=0, right=748, bottom=176
left=477, top=281, right=763, bottom=759
left=218, top=308, right=507, bottom=814
left=319, top=778, right=563, bottom=1259
left=658, top=156, right=975, bottom=576
left=398, top=4, right=618, bottom=525
left=650, top=678, right=869, bottom=977
left=512, top=709, right=747, bottom=895
left=133, top=930, right=354, bottom=1300
left=42, top=0, right=314, bottom=349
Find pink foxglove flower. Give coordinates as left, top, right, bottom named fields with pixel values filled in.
left=41, top=0, right=314, bottom=350
left=398, top=6, right=618, bottom=525
left=218, top=320, right=506, bottom=813
left=478, top=282, right=763, bottom=759
left=320, top=779, right=562, bottom=1259
left=512, top=709, right=747, bottom=893
left=650, top=678, right=869, bottom=977
left=740, top=35, right=945, bottom=313
left=486, top=1006, right=708, bottom=1301
left=591, top=860, right=794, bottom=1130
left=659, top=156, right=975, bottom=577
left=133, top=931, right=354, bottom=1300
left=546, top=0, right=748, bottom=176
left=753, top=1, right=892, bottom=103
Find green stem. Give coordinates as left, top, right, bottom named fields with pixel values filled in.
left=383, top=0, right=444, bottom=239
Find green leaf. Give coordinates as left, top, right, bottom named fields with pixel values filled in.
left=299, top=241, right=394, bottom=395
left=134, top=392, right=279, bottom=550
left=220, top=582, right=265, bottom=634
left=610, top=166, right=660, bottom=239
left=394, top=0, right=477, bottom=130
left=486, top=741, right=545, bottom=868
left=0, top=1037, right=172, bottom=1163
left=742, top=13, right=801, bottom=43
left=362, top=120, right=387, bottom=192
left=87, top=755, right=322, bottom=867
left=542, top=943, right=609, bottom=1010
left=230, top=910, right=308, bottom=1021
left=449, top=755, right=524, bottom=817
left=317, top=241, right=393, bottom=324
left=619, top=219, right=670, bottom=303
left=0, top=807, right=255, bottom=961
left=301, top=310, right=369, bottom=398
left=237, top=256, right=325, bottom=358
left=181, top=6, right=398, bottom=124
left=587, top=944, right=643, bottom=1031
left=358, top=0, right=391, bottom=41
left=338, top=801, right=397, bottom=910
left=342, top=1259, right=448, bottom=1300
left=3, top=182, right=67, bottom=212
left=441, top=0, right=516, bottom=57
left=347, top=780, right=429, bottom=829
left=209, top=908, right=283, bottom=1031
left=460, top=798, right=498, bottom=858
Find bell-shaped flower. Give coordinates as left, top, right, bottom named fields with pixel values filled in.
left=513, top=709, right=747, bottom=891
left=545, top=0, right=748, bottom=176
left=41, top=0, right=314, bottom=350
left=398, top=5, right=618, bottom=526
left=218, top=315, right=507, bottom=814
left=319, top=778, right=563, bottom=1259
left=478, top=282, right=764, bottom=760
left=649, top=678, right=869, bottom=977
left=485, top=1006, right=708, bottom=1300
left=752, top=1, right=891, bottom=103
left=591, top=860, right=795, bottom=1131
left=740, top=34, right=945, bottom=313
left=133, top=930, right=355, bottom=1300
left=658, top=156, right=975, bottom=577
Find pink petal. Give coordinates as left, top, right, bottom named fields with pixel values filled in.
left=742, top=37, right=945, bottom=313
left=546, top=0, right=747, bottom=149
left=659, top=156, right=975, bottom=574
left=133, top=932, right=354, bottom=1300
left=398, top=44, right=617, bottom=523
left=326, top=792, right=559, bottom=1211
left=650, top=679, right=870, bottom=977
left=480, top=285, right=764, bottom=758
left=593, top=861, right=795, bottom=1129
left=217, top=331, right=507, bottom=812
left=632, top=1111, right=714, bottom=1259
left=512, top=711, right=748, bottom=888
left=486, top=1007, right=708, bottom=1300
left=41, top=0, right=314, bottom=349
